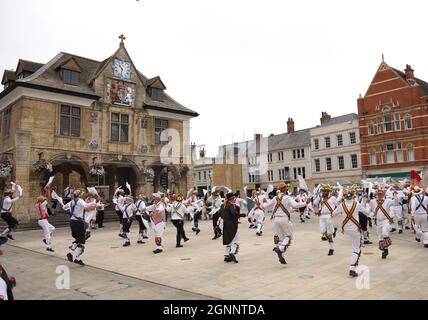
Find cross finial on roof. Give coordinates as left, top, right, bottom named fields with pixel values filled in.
left=382, top=53, right=384, bottom=62
left=119, top=34, right=126, bottom=45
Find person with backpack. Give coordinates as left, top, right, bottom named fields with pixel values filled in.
left=0, top=188, right=21, bottom=241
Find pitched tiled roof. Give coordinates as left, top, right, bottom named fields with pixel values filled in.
left=1, top=70, right=18, bottom=85
left=16, top=59, right=44, bottom=74
left=392, top=67, right=428, bottom=96
left=3, top=51, right=198, bottom=116
left=319, top=113, right=358, bottom=127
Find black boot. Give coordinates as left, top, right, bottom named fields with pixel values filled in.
left=333, top=228, right=337, bottom=238
left=328, top=249, right=334, bottom=256
left=349, top=270, right=358, bottom=277
left=176, top=235, right=183, bottom=248
left=274, top=247, right=287, bottom=264
left=382, top=249, right=388, bottom=259
left=229, top=253, right=238, bottom=263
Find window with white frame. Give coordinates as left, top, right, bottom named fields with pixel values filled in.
left=301, top=149, right=305, bottom=158
left=326, top=158, right=332, bottom=171
left=405, top=115, right=412, bottom=130
left=315, top=159, right=320, bottom=172
left=351, top=154, right=358, bottom=168
left=293, top=168, right=297, bottom=180
left=395, top=113, right=401, bottom=131
left=325, top=137, right=331, bottom=148
left=396, top=143, right=403, bottom=162
left=314, top=139, right=319, bottom=150
left=386, top=144, right=394, bottom=163
left=337, top=134, right=343, bottom=146
left=407, top=145, right=415, bottom=161
left=384, top=114, right=393, bottom=132
left=370, top=150, right=377, bottom=165
left=338, top=156, right=345, bottom=170
left=268, top=153, right=273, bottom=163
left=278, top=151, right=284, bottom=161
left=368, top=122, right=375, bottom=135
left=268, top=170, right=274, bottom=181
left=349, top=132, right=356, bottom=144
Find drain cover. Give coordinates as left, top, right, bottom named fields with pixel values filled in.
left=363, top=252, right=374, bottom=255
left=181, top=258, right=192, bottom=261
left=299, top=274, right=314, bottom=279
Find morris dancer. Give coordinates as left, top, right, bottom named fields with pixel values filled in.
left=357, top=189, right=372, bottom=245
left=117, top=195, right=136, bottom=247
left=0, top=187, right=21, bottom=241
left=263, top=183, right=308, bottom=265
left=246, top=190, right=257, bottom=229
left=411, top=186, right=428, bottom=247
left=146, top=192, right=166, bottom=254
left=168, top=195, right=189, bottom=248
left=220, top=192, right=246, bottom=263
left=313, top=185, right=338, bottom=256
left=114, top=188, right=126, bottom=238
left=332, top=188, right=370, bottom=277
left=251, top=191, right=266, bottom=236
left=35, top=196, right=55, bottom=252
left=370, top=189, right=396, bottom=259
left=135, top=194, right=149, bottom=244
left=84, top=191, right=97, bottom=240
left=63, top=190, right=99, bottom=266
left=209, top=191, right=223, bottom=240
left=296, top=189, right=309, bottom=223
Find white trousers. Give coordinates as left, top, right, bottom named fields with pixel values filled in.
left=254, top=209, right=265, bottom=233
left=344, top=229, right=362, bottom=272
left=224, top=231, right=240, bottom=256
left=391, top=206, right=403, bottom=230
left=153, top=222, right=166, bottom=250
left=319, top=215, right=334, bottom=250
left=38, top=219, right=55, bottom=248
left=414, top=214, right=428, bottom=245
left=272, top=216, right=293, bottom=253
left=376, top=220, right=391, bottom=241
left=85, top=212, right=96, bottom=231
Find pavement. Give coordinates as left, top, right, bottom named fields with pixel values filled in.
left=1, top=213, right=428, bottom=300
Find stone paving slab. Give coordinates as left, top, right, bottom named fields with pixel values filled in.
left=1, top=214, right=428, bottom=300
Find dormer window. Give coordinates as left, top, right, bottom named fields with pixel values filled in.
left=149, top=88, right=163, bottom=101
left=62, top=69, right=80, bottom=85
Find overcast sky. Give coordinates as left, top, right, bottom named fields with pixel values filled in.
left=1, top=0, right=428, bottom=156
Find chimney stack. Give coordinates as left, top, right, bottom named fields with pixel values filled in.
left=287, top=117, right=295, bottom=133
left=320, top=111, right=331, bottom=124
left=405, top=64, right=415, bottom=82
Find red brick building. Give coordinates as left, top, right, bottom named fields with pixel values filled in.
left=358, top=59, right=428, bottom=180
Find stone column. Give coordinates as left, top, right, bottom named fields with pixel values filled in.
left=14, top=130, right=32, bottom=223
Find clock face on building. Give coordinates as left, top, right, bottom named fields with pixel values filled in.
left=113, top=58, right=131, bottom=80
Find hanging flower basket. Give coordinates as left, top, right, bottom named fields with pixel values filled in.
left=32, top=159, right=53, bottom=174
left=89, top=164, right=105, bottom=177
left=180, top=166, right=189, bottom=177
left=0, top=159, right=12, bottom=178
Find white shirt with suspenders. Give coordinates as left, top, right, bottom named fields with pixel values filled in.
left=411, top=193, right=428, bottom=245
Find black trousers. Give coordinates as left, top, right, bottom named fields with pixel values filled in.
left=135, top=215, right=147, bottom=233
left=1, top=212, right=18, bottom=230
left=70, top=220, right=85, bottom=244
left=212, top=212, right=222, bottom=236
left=122, top=218, right=133, bottom=233
left=194, top=210, right=202, bottom=228
left=172, top=219, right=186, bottom=243
left=359, top=212, right=368, bottom=231
left=96, top=210, right=104, bottom=227
left=116, top=210, right=123, bottom=224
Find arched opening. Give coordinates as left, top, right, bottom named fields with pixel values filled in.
left=103, top=158, right=140, bottom=200
left=151, top=163, right=181, bottom=194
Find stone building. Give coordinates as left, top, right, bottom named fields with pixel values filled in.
left=0, top=36, right=198, bottom=223
left=310, top=112, right=362, bottom=186
left=358, top=59, right=428, bottom=181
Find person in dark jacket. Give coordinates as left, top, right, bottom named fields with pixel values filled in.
left=220, top=192, right=246, bottom=263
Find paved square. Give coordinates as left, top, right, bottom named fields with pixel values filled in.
left=1, top=214, right=428, bottom=300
